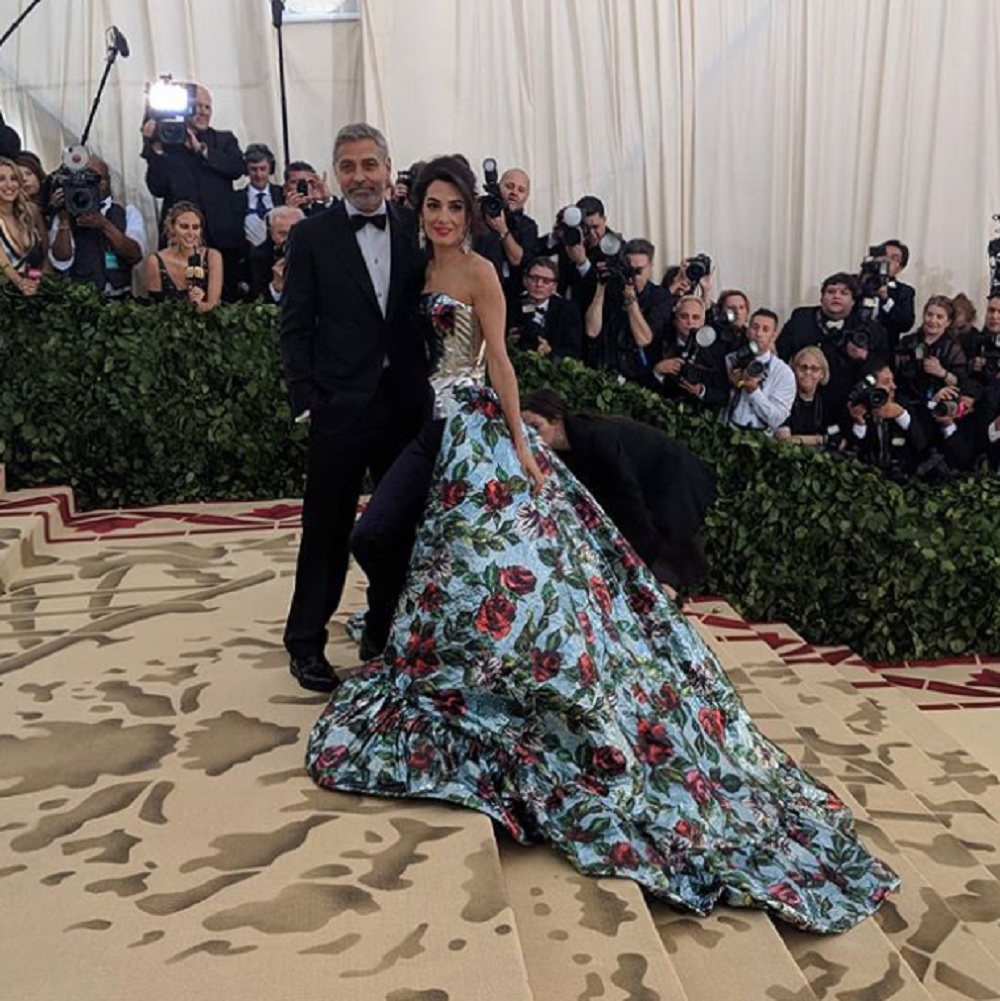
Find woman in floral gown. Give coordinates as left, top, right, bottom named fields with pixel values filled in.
left=306, top=156, right=898, bottom=933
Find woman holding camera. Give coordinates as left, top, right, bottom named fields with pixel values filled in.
left=0, top=156, right=48, bottom=296
left=143, top=200, right=222, bottom=311
left=896, top=295, right=968, bottom=402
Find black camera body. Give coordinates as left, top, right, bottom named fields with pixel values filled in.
left=858, top=245, right=890, bottom=299
left=684, top=254, right=712, bottom=285
left=979, top=334, right=1000, bottom=377
left=550, top=205, right=586, bottom=248
left=988, top=215, right=1000, bottom=297
left=479, top=157, right=505, bottom=220
left=842, top=327, right=870, bottom=352
left=848, top=374, right=889, bottom=412
left=146, top=76, right=197, bottom=147
left=49, top=145, right=102, bottom=217
left=728, top=342, right=766, bottom=380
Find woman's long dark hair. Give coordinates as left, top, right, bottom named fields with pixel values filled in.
left=521, top=387, right=570, bottom=422
left=410, top=155, right=486, bottom=251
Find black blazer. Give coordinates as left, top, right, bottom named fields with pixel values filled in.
left=279, top=200, right=429, bottom=422
left=143, top=127, right=246, bottom=250
left=508, top=294, right=583, bottom=361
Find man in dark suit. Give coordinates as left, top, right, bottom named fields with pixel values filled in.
left=280, top=122, right=431, bottom=692
left=237, top=143, right=284, bottom=249
left=140, top=84, right=245, bottom=300
left=507, top=257, right=583, bottom=360
left=248, top=204, right=304, bottom=303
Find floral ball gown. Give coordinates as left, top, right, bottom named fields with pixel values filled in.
left=307, top=292, right=898, bottom=933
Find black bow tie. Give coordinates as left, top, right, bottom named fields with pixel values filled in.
left=350, top=212, right=387, bottom=232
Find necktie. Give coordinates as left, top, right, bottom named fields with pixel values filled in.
left=255, top=191, right=268, bottom=219
left=351, top=212, right=387, bottom=232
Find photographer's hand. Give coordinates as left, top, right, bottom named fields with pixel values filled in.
left=845, top=340, right=869, bottom=362
left=271, top=258, right=286, bottom=294
left=75, top=212, right=106, bottom=231
left=309, top=172, right=332, bottom=205
left=741, top=374, right=762, bottom=394
left=668, top=267, right=691, bottom=296
left=679, top=378, right=704, bottom=397
left=655, top=357, right=683, bottom=377
left=923, top=356, right=947, bottom=379
left=849, top=403, right=868, bottom=426
left=537, top=337, right=552, bottom=357
left=875, top=400, right=904, bottom=421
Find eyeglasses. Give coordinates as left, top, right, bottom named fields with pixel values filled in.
left=795, top=364, right=823, bottom=373
left=526, top=274, right=556, bottom=285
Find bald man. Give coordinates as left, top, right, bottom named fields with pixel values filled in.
left=475, top=166, right=539, bottom=310
left=141, top=83, right=246, bottom=300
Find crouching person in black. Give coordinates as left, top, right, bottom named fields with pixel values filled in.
left=914, top=385, right=980, bottom=480
left=844, top=361, right=928, bottom=477
left=584, top=237, right=671, bottom=383
left=521, top=388, right=716, bottom=594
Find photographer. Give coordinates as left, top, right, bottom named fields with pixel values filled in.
left=844, top=362, right=927, bottom=476
left=777, top=272, right=887, bottom=416
left=895, top=295, right=970, bottom=404
left=650, top=295, right=730, bottom=411
left=967, top=294, right=1000, bottom=391
left=584, top=237, right=671, bottom=382
left=48, top=155, right=145, bottom=298
left=248, top=204, right=304, bottom=303
left=711, top=288, right=751, bottom=350
left=506, top=257, right=582, bottom=361
left=548, top=195, right=613, bottom=309
left=662, top=255, right=714, bottom=309
left=474, top=166, right=539, bottom=308
left=868, top=239, right=916, bottom=351
left=283, top=160, right=335, bottom=217
left=918, top=385, right=979, bottom=478
left=722, top=308, right=795, bottom=433
left=141, top=84, right=245, bottom=300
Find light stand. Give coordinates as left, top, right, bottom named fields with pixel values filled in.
left=271, top=0, right=291, bottom=168
left=80, top=26, right=130, bottom=146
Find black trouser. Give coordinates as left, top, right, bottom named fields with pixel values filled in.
left=350, top=419, right=445, bottom=650
left=283, top=385, right=422, bottom=659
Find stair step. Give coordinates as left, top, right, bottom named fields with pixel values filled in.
left=498, top=838, right=689, bottom=1001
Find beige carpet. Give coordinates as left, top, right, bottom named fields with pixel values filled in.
left=2, top=487, right=1000, bottom=1001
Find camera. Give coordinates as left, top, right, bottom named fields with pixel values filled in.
left=513, top=299, right=548, bottom=351
left=677, top=326, right=718, bottom=382
left=595, top=233, right=638, bottom=289
left=479, top=157, right=505, bottom=220
left=683, top=254, right=712, bottom=286
left=858, top=245, right=890, bottom=299
left=931, top=398, right=969, bottom=419
left=549, top=205, right=586, bottom=248
left=847, top=374, right=889, bottom=412
left=295, top=179, right=309, bottom=198
left=145, top=75, right=196, bottom=146
left=50, top=144, right=102, bottom=217
left=989, top=215, right=1000, bottom=298
left=844, top=328, right=870, bottom=351
left=728, top=341, right=766, bottom=379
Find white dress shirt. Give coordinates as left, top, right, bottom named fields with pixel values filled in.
left=724, top=351, right=796, bottom=432
left=344, top=202, right=391, bottom=318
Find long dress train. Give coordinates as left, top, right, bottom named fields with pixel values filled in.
left=306, top=293, right=898, bottom=933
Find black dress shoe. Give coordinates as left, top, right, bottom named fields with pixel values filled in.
left=289, top=653, right=340, bottom=693
left=358, top=630, right=385, bottom=663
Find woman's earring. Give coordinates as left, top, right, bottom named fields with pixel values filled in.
left=462, top=228, right=472, bottom=254
left=418, top=219, right=427, bottom=251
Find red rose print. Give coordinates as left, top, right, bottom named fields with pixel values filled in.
left=698, top=707, right=726, bottom=743
left=578, top=775, right=608, bottom=796
left=614, top=536, right=643, bottom=568
left=540, top=517, right=558, bottom=538
left=573, top=496, right=602, bottom=530
left=674, top=819, right=699, bottom=841
left=530, top=648, right=562, bottom=682
left=631, top=683, right=649, bottom=704
left=629, top=586, right=657, bottom=617
left=417, top=582, right=444, bottom=613
left=577, top=653, right=597, bottom=687
left=591, top=745, right=627, bottom=775
left=826, top=792, right=844, bottom=812
left=440, top=479, right=468, bottom=509
left=471, top=394, right=502, bottom=418
left=499, top=566, right=537, bottom=596
left=589, top=577, right=613, bottom=615
left=636, top=718, right=674, bottom=765
left=373, top=705, right=402, bottom=733
left=483, top=479, right=514, bottom=510
left=608, top=842, right=640, bottom=868
left=315, top=744, right=349, bottom=770
left=768, top=883, right=802, bottom=907
left=684, top=769, right=712, bottom=806
left=652, top=682, right=680, bottom=713
left=514, top=743, right=540, bottom=765
left=577, top=610, right=596, bottom=644
left=432, top=689, right=466, bottom=716
left=408, top=746, right=436, bottom=771
left=404, top=632, right=439, bottom=677
left=475, top=594, right=517, bottom=640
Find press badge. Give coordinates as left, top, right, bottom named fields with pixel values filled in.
left=105, top=251, right=121, bottom=270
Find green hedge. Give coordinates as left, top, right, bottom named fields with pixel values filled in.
left=3, top=281, right=999, bottom=662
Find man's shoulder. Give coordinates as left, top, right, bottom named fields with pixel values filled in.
left=292, top=204, right=346, bottom=242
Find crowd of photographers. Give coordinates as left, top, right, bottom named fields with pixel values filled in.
left=3, top=87, right=1000, bottom=482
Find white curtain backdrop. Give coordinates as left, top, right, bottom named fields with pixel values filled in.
left=1, top=0, right=998, bottom=319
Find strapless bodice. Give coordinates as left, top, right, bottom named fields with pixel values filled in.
left=420, top=291, right=485, bottom=417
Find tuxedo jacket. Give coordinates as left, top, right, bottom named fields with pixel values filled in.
left=248, top=236, right=279, bottom=302
left=279, top=200, right=429, bottom=423
left=875, top=280, right=916, bottom=348
left=143, top=127, right=246, bottom=250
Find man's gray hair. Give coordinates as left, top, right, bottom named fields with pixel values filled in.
left=333, top=123, right=389, bottom=162
left=269, top=204, right=305, bottom=226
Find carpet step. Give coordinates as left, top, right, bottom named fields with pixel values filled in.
left=498, top=839, right=690, bottom=1001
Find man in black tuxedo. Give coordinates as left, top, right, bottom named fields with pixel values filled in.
left=507, top=257, right=583, bottom=360
left=280, top=122, right=430, bottom=692
left=870, top=239, right=916, bottom=351
left=248, top=205, right=304, bottom=303
left=141, top=84, right=245, bottom=300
